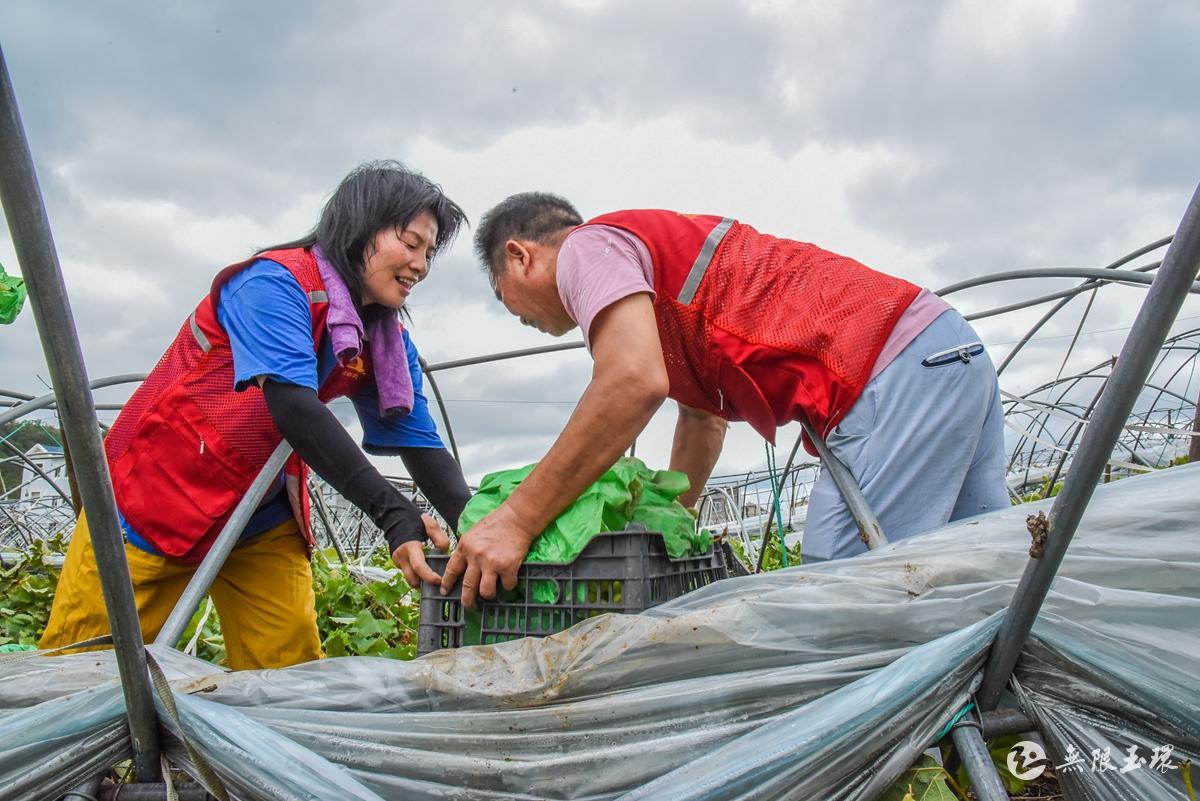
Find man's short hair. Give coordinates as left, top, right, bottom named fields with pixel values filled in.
left=474, top=192, right=583, bottom=287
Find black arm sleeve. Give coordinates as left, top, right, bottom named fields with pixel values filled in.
left=398, top=447, right=471, bottom=533
left=261, top=380, right=426, bottom=552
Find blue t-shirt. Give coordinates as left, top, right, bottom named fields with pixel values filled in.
left=122, top=258, right=444, bottom=553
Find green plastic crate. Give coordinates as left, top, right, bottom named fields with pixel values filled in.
left=418, top=524, right=728, bottom=654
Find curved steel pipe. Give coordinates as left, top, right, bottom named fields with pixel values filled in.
left=0, top=437, right=71, bottom=503
left=419, top=357, right=461, bottom=465
left=944, top=234, right=1170, bottom=305
left=0, top=372, right=146, bottom=427
left=0, top=399, right=125, bottom=410
left=965, top=260, right=1160, bottom=322
left=1016, top=367, right=1195, bottom=410
left=994, top=237, right=1177, bottom=375
left=424, top=341, right=585, bottom=373
left=937, top=266, right=1199, bottom=297
left=799, top=420, right=886, bottom=551
left=950, top=715, right=1011, bottom=801
left=996, top=293, right=1081, bottom=376
left=1129, top=350, right=1200, bottom=452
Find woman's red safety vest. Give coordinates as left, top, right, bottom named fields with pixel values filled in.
left=103, top=248, right=372, bottom=562
left=581, top=211, right=920, bottom=451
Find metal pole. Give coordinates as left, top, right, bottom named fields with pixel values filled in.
left=1190, top=383, right=1200, bottom=463
left=309, top=478, right=348, bottom=564
left=0, top=46, right=162, bottom=780
left=978, top=181, right=1200, bottom=710
left=936, top=265, right=1199, bottom=297
left=0, top=398, right=127, bottom=410
left=963, top=260, right=1160, bottom=322
left=154, top=441, right=292, bottom=647
left=949, top=715, right=1011, bottom=801
left=1041, top=368, right=1111, bottom=498
left=423, top=341, right=585, bottom=372
left=418, top=357, right=460, bottom=465
left=62, top=776, right=105, bottom=801
left=0, top=373, right=147, bottom=427
left=775, top=430, right=806, bottom=490
left=0, top=437, right=72, bottom=503
left=799, top=420, right=887, bottom=550
left=60, top=417, right=84, bottom=514
left=99, top=784, right=215, bottom=800
left=979, top=707, right=1037, bottom=740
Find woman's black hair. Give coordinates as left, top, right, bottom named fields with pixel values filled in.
left=261, top=160, right=467, bottom=318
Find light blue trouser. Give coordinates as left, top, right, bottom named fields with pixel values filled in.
left=801, top=310, right=1008, bottom=562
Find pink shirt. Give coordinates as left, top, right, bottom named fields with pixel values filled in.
left=557, top=225, right=656, bottom=350
left=557, top=224, right=947, bottom=376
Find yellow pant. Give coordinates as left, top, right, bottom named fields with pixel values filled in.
left=40, top=512, right=322, bottom=670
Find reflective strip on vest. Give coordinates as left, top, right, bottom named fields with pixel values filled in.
left=308, top=290, right=328, bottom=303
left=189, top=311, right=211, bottom=353
left=677, top=217, right=735, bottom=304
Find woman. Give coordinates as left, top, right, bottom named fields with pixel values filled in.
left=40, top=161, right=471, bottom=669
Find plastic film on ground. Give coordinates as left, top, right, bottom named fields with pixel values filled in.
left=1, top=464, right=1197, bottom=800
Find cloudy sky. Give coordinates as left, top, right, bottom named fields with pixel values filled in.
left=2, top=1, right=1198, bottom=484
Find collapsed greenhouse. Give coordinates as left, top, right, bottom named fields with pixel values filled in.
left=2, top=47, right=1200, bottom=801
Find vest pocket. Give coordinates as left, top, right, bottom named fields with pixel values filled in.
left=714, top=359, right=779, bottom=442
left=114, top=396, right=254, bottom=559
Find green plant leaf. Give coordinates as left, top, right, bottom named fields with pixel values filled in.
left=880, top=755, right=956, bottom=801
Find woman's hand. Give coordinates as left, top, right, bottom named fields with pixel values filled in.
left=391, top=513, right=452, bottom=588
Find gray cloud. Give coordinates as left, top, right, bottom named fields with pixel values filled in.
left=2, top=1, right=1197, bottom=481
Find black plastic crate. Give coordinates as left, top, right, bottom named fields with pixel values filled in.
left=418, top=524, right=728, bottom=654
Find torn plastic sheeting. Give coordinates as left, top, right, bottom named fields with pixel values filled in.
left=1009, top=594, right=1200, bottom=801
left=210, top=617, right=982, bottom=801
left=145, top=466, right=1200, bottom=801
left=220, top=501, right=1195, bottom=801
left=0, top=640, right=228, bottom=710
left=0, top=681, right=129, bottom=800
left=1029, top=585, right=1200, bottom=733
left=163, top=690, right=385, bottom=801
left=233, top=639, right=909, bottom=800
left=1014, top=659, right=1195, bottom=800
left=239, top=625, right=990, bottom=801
left=614, top=616, right=1000, bottom=801
left=0, top=464, right=1197, bottom=800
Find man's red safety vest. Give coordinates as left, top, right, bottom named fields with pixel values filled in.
left=581, top=211, right=920, bottom=451
left=103, top=248, right=372, bottom=562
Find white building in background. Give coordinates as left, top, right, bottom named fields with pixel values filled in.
left=19, top=443, right=66, bottom=503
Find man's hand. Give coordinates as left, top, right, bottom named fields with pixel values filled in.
left=434, top=293, right=666, bottom=609
left=391, top=513, right=452, bottom=587
left=439, top=503, right=538, bottom=609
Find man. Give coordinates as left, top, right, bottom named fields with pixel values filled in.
left=441, top=194, right=1007, bottom=607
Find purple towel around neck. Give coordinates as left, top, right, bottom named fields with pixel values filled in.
left=313, top=246, right=413, bottom=417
